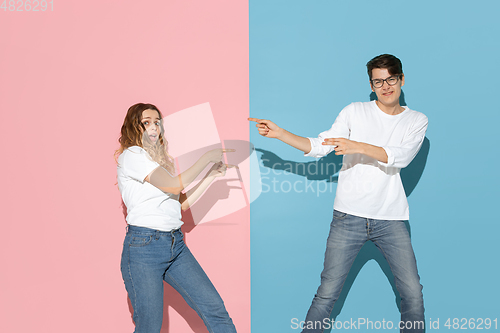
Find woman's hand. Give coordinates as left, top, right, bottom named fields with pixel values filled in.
left=207, top=162, right=237, bottom=178
left=202, top=148, right=235, bottom=163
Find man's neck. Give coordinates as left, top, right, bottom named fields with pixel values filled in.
left=376, top=100, right=404, bottom=115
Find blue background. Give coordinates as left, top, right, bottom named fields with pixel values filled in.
left=250, top=0, right=500, bottom=332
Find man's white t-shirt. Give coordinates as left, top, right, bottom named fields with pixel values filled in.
left=117, top=146, right=183, bottom=231
left=306, top=101, right=428, bottom=220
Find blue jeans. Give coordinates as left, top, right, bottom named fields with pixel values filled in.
left=120, top=225, right=237, bottom=333
left=302, top=210, right=425, bottom=333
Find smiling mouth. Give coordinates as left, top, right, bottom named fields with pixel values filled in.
left=383, top=91, right=393, bottom=96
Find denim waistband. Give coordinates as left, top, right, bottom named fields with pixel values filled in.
left=126, top=224, right=182, bottom=235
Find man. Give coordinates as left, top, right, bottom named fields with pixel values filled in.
left=249, top=54, right=427, bottom=333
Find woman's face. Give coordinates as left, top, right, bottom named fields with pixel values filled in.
left=141, top=109, right=161, bottom=143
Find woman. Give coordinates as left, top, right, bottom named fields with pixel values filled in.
left=116, top=103, right=237, bottom=333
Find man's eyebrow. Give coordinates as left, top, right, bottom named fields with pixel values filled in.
left=372, top=76, right=394, bottom=80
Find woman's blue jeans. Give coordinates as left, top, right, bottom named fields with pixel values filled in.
left=302, top=210, right=425, bottom=333
left=120, top=225, right=237, bottom=333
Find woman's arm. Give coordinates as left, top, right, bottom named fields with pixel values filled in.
left=145, top=148, right=234, bottom=195
left=179, top=162, right=233, bottom=211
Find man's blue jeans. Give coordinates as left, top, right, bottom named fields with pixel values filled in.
left=302, top=210, right=425, bottom=333
left=120, top=225, right=237, bottom=333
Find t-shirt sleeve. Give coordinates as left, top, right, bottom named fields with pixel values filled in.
left=122, top=147, right=160, bottom=183
left=379, top=113, right=428, bottom=168
left=304, top=104, right=351, bottom=158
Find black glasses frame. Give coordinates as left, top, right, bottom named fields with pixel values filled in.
left=370, top=74, right=402, bottom=88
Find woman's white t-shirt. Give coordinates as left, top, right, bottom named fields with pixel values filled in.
left=117, top=146, right=183, bottom=231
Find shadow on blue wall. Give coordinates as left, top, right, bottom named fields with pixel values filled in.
left=254, top=92, right=430, bottom=328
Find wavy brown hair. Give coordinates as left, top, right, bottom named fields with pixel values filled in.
left=115, top=103, right=175, bottom=174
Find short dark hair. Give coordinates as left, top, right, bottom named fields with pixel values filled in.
left=366, top=54, right=403, bottom=79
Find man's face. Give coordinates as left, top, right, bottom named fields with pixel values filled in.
left=370, top=68, right=405, bottom=108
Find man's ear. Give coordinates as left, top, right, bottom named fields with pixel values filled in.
left=370, top=81, right=375, bottom=92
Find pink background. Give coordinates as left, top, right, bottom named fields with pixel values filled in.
left=0, top=1, right=249, bottom=332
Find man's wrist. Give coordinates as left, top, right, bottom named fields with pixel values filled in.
left=275, top=127, right=285, bottom=140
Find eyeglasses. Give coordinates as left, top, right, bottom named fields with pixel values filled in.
left=370, top=74, right=402, bottom=88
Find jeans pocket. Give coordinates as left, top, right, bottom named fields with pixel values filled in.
left=129, top=235, right=153, bottom=247
left=332, top=210, right=348, bottom=220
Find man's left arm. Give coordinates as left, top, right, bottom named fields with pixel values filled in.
left=323, top=114, right=428, bottom=168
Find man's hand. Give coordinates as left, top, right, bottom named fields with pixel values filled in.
left=248, top=118, right=282, bottom=139
left=323, top=138, right=388, bottom=163
left=323, top=138, right=360, bottom=155
left=249, top=117, right=312, bottom=153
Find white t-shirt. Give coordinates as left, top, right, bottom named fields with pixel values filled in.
left=306, top=101, right=428, bottom=220
left=117, top=146, right=183, bottom=231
